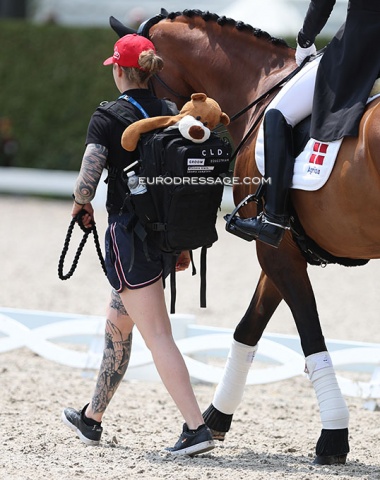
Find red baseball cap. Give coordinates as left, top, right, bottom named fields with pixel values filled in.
left=103, top=34, right=156, bottom=68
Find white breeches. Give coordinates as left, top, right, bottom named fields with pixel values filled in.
left=255, top=55, right=322, bottom=169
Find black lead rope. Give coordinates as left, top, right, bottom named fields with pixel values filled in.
left=58, top=209, right=107, bottom=280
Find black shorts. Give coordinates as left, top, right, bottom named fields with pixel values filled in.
left=105, top=213, right=172, bottom=292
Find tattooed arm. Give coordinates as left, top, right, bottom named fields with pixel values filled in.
left=74, top=143, right=108, bottom=203
left=71, top=143, right=108, bottom=225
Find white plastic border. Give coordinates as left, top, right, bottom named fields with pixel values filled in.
left=1, top=307, right=380, bottom=399
left=0, top=167, right=234, bottom=210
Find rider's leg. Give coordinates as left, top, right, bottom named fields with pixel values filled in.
left=227, top=57, right=321, bottom=248
left=254, top=55, right=321, bottom=171
left=232, top=108, right=294, bottom=248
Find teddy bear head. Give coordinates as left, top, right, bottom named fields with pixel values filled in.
left=121, top=93, right=230, bottom=151
left=179, top=93, right=230, bottom=131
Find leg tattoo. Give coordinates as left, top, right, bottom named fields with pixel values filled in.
left=109, top=289, right=128, bottom=315
left=91, top=291, right=132, bottom=414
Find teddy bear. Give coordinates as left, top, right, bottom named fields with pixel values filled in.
left=121, top=92, right=230, bottom=151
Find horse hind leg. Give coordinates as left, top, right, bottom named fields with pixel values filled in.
left=256, top=240, right=349, bottom=464
left=305, top=352, right=349, bottom=465
left=205, top=239, right=350, bottom=464
left=203, top=271, right=283, bottom=440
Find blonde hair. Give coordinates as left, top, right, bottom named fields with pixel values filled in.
left=122, top=49, right=164, bottom=85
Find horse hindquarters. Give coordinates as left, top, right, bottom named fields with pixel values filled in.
left=292, top=98, right=380, bottom=259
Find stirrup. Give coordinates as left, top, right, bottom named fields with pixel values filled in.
left=225, top=193, right=259, bottom=242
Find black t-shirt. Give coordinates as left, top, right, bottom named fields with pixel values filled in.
left=85, top=88, right=178, bottom=214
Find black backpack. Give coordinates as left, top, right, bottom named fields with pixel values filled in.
left=99, top=96, right=232, bottom=312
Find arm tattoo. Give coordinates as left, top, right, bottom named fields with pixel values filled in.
left=91, top=319, right=132, bottom=414
left=74, top=143, right=108, bottom=204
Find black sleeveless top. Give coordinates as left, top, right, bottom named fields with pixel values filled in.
left=86, top=89, right=177, bottom=214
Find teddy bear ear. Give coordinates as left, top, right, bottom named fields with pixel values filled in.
left=220, top=112, right=230, bottom=126
left=190, top=93, right=207, bottom=102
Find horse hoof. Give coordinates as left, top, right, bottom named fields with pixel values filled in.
left=313, top=454, right=347, bottom=465
left=210, top=428, right=226, bottom=442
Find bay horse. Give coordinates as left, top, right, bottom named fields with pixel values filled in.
left=111, top=9, right=380, bottom=464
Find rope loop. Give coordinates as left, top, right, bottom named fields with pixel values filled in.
left=58, top=210, right=107, bottom=280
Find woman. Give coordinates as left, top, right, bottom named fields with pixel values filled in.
left=229, top=0, right=380, bottom=247
left=61, top=33, right=215, bottom=457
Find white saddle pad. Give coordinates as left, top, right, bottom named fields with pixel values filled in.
left=291, top=137, right=342, bottom=191
left=255, top=93, right=380, bottom=192
left=255, top=134, right=342, bottom=192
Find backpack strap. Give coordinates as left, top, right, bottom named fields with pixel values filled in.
left=169, top=250, right=198, bottom=314
left=200, top=247, right=207, bottom=308
left=97, top=99, right=141, bottom=126
left=98, top=95, right=173, bottom=125
left=170, top=257, right=177, bottom=314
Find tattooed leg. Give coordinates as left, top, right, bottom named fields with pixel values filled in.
left=86, top=290, right=134, bottom=422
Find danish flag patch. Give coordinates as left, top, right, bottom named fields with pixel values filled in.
left=309, top=141, right=329, bottom=165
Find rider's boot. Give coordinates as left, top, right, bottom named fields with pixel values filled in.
left=231, top=108, right=295, bottom=248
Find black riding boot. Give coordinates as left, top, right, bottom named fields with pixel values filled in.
left=232, top=109, right=295, bottom=248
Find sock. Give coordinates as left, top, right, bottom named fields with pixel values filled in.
left=83, top=410, right=102, bottom=427
left=187, top=423, right=205, bottom=434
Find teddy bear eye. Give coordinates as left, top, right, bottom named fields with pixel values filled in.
left=196, top=116, right=201, bottom=121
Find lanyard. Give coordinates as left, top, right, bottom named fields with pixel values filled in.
left=118, top=94, right=150, bottom=118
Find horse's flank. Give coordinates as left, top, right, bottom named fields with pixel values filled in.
left=293, top=97, right=380, bottom=258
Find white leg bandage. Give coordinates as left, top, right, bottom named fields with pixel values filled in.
left=212, top=339, right=258, bottom=415
left=305, top=351, right=349, bottom=430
